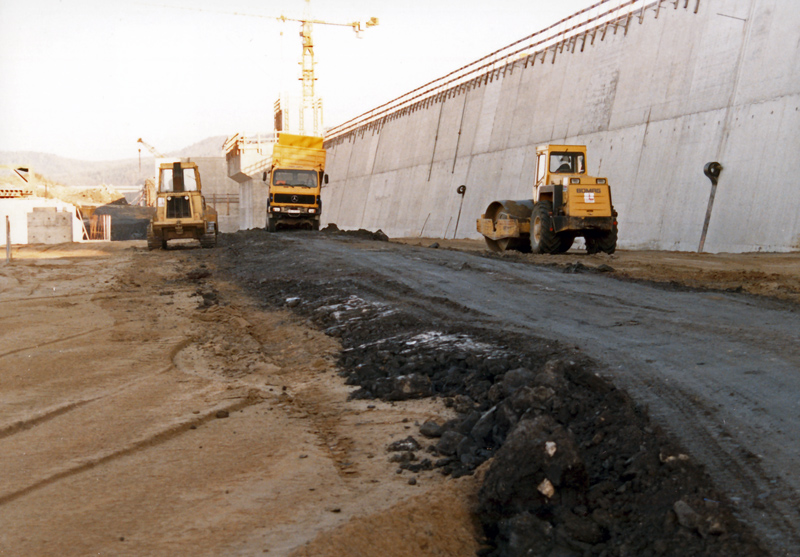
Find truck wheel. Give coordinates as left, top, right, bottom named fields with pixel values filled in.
left=267, top=218, right=277, bottom=233
left=586, top=225, right=617, bottom=255
left=146, top=225, right=159, bottom=251
left=530, top=201, right=563, bottom=254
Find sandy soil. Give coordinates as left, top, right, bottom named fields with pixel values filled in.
left=0, top=241, right=480, bottom=556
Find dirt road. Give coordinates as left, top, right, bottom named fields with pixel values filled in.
left=1, top=234, right=797, bottom=556
left=392, top=237, right=800, bottom=554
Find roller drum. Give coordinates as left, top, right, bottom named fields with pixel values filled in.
left=482, top=199, right=534, bottom=253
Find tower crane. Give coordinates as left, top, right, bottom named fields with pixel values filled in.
left=151, top=1, right=378, bottom=136
left=136, top=137, right=165, bottom=159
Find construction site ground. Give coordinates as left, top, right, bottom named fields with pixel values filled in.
left=1, top=231, right=797, bottom=556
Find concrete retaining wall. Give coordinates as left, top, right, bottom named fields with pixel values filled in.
left=190, top=157, right=241, bottom=234
left=323, top=0, right=800, bottom=253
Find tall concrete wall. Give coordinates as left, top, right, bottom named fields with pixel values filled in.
left=323, top=0, right=800, bottom=253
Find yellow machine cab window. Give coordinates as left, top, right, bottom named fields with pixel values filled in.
left=550, top=153, right=585, bottom=174
left=159, top=166, right=198, bottom=192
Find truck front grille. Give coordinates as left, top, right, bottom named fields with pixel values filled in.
left=274, top=193, right=315, bottom=205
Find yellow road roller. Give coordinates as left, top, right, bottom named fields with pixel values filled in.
left=476, top=144, right=617, bottom=254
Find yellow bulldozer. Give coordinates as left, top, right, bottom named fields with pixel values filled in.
left=476, top=144, right=617, bottom=254
left=147, top=161, right=218, bottom=250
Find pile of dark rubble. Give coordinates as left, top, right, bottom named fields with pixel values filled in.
left=213, top=230, right=766, bottom=557
left=321, top=222, right=389, bottom=242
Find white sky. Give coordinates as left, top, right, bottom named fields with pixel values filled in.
left=0, top=0, right=595, bottom=161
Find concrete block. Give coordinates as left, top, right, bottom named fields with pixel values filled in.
left=1, top=200, right=81, bottom=245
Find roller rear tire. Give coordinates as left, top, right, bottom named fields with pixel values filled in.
left=585, top=224, right=618, bottom=255
left=530, top=201, right=564, bottom=254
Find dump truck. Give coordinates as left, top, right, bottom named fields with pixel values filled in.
left=477, top=144, right=617, bottom=254
left=263, top=133, right=327, bottom=232
left=147, top=161, right=218, bottom=250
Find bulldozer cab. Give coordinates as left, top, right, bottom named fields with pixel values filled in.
left=535, top=145, right=587, bottom=188
left=159, top=162, right=200, bottom=193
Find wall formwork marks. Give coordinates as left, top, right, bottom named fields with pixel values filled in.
left=323, top=0, right=800, bottom=253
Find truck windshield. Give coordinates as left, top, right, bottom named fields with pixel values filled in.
left=159, top=167, right=198, bottom=192
left=273, top=169, right=317, bottom=188
left=550, top=153, right=585, bottom=174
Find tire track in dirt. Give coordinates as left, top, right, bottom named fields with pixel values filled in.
left=189, top=281, right=363, bottom=480
left=0, top=390, right=265, bottom=507
left=0, top=357, right=183, bottom=441
left=0, top=326, right=106, bottom=359
left=0, top=399, right=94, bottom=440
left=613, top=358, right=800, bottom=554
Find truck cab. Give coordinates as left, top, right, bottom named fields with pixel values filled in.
left=265, top=134, right=327, bottom=232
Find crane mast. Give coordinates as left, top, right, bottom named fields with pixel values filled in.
left=281, top=0, right=378, bottom=136
left=299, top=16, right=318, bottom=136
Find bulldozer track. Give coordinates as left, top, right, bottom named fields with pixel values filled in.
left=0, top=394, right=264, bottom=507
left=0, top=326, right=106, bottom=359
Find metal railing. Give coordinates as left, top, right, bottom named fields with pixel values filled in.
left=223, top=132, right=279, bottom=156
left=325, top=0, right=699, bottom=142
left=206, top=194, right=240, bottom=216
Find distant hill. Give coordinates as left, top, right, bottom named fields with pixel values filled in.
left=169, top=136, right=227, bottom=158
left=0, top=135, right=228, bottom=187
